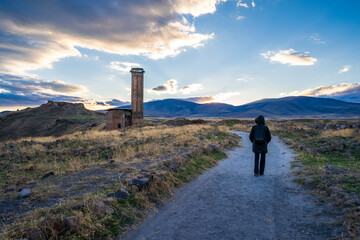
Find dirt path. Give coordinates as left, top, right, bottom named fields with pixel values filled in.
left=123, top=131, right=345, bottom=240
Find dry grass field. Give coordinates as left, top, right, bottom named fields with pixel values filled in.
left=0, top=122, right=240, bottom=239
left=2, top=118, right=360, bottom=239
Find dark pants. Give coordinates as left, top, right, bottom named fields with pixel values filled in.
left=254, top=153, right=266, bottom=175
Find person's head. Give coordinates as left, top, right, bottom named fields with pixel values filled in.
left=255, top=115, right=265, bottom=125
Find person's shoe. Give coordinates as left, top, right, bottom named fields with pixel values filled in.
left=254, top=173, right=259, bottom=177
left=260, top=173, right=264, bottom=176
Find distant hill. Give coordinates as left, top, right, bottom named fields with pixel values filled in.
left=140, top=97, right=360, bottom=118
left=0, top=111, right=12, bottom=115
left=1, top=96, right=359, bottom=141
left=0, top=101, right=104, bottom=141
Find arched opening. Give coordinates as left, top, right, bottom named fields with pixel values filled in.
left=118, top=123, right=121, bottom=129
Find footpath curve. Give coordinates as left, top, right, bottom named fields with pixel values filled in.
left=124, top=131, right=343, bottom=240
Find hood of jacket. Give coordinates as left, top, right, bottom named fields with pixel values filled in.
left=255, top=115, right=265, bottom=125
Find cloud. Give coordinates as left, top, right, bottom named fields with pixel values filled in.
left=83, top=54, right=99, bottom=61
left=0, top=0, right=224, bottom=74
left=308, top=33, right=325, bottom=44
left=236, top=16, right=246, bottom=21
left=180, top=84, right=202, bottom=94
left=183, top=96, right=215, bottom=103
left=0, top=88, right=10, bottom=93
left=181, top=92, right=240, bottom=104
left=212, top=92, right=241, bottom=102
left=262, top=49, right=317, bottom=66
left=151, top=79, right=178, bottom=94
left=338, top=65, right=351, bottom=73
left=94, top=99, right=130, bottom=108
left=106, top=99, right=130, bottom=106
left=237, top=75, right=253, bottom=82
left=0, top=74, right=86, bottom=107
left=152, top=85, right=168, bottom=92
left=237, top=0, right=249, bottom=8
left=0, top=74, right=85, bottom=94
left=0, top=92, right=85, bottom=107
left=174, top=0, right=227, bottom=17
left=109, top=62, right=140, bottom=73
left=280, top=83, right=360, bottom=103
left=0, top=74, right=133, bottom=110
left=151, top=80, right=203, bottom=95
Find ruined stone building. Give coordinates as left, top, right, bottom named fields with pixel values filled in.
left=106, top=68, right=144, bottom=130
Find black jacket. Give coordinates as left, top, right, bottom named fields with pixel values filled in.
left=249, top=115, right=272, bottom=153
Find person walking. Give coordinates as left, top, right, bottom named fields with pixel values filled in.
left=249, top=115, right=271, bottom=176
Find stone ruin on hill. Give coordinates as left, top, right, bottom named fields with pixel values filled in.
left=106, top=68, right=144, bottom=130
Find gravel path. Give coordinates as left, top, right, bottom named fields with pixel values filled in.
left=123, top=131, right=345, bottom=240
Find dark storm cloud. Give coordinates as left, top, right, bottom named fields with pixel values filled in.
left=105, top=99, right=130, bottom=106
left=0, top=74, right=85, bottom=94
left=0, top=0, right=220, bottom=73
left=0, top=74, right=85, bottom=106
left=93, top=99, right=130, bottom=107
left=152, top=85, right=168, bottom=91
left=0, top=92, right=84, bottom=106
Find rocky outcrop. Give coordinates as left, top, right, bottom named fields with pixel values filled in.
left=0, top=101, right=104, bottom=141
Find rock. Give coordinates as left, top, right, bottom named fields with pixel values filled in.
left=41, top=172, right=54, bottom=180
left=202, top=147, right=211, bottom=155
left=119, top=188, right=130, bottom=196
left=129, top=178, right=150, bottom=188
left=107, top=192, right=120, bottom=199
left=28, top=165, right=36, bottom=171
left=209, top=144, right=221, bottom=152
left=163, top=160, right=181, bottom=171
left=91, top=199, right=114, bottom=217
left=107, top=188, right=130, bottom=199
left=28, top=228, right=46, bottom=240
left=138, top=175, right=154, bottom=182
left=95, top=223, right=106, bottom=230
left=131, top=185, right=139, bottom=193
left=63, top=216, right=81, bottom=231
left=108, top=159, right=116, bottom=164
left=70, top=202, right=85, bottom=209
left=39, top=217, right=64, bottom=236
left=19, top=188, right=31, bottom=198
left=5, top=188, right=15, bottom=193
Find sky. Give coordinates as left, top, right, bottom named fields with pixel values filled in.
left=0, top=0, right=359, bottom=111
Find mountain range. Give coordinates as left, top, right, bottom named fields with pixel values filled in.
left=118, top=96, right=360, bottom=118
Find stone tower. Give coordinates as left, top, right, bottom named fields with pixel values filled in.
left=130, top=68, right=144, bottom=125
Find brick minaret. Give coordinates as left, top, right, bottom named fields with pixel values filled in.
left=130, top=68, right=144, bottom=125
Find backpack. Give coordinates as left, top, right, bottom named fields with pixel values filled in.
left=254, top=126, right=266, bottom=145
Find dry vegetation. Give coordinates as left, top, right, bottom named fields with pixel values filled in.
left=0, top=123, right=240, bottom=239
left=219, top=119, right=360, bottom=238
